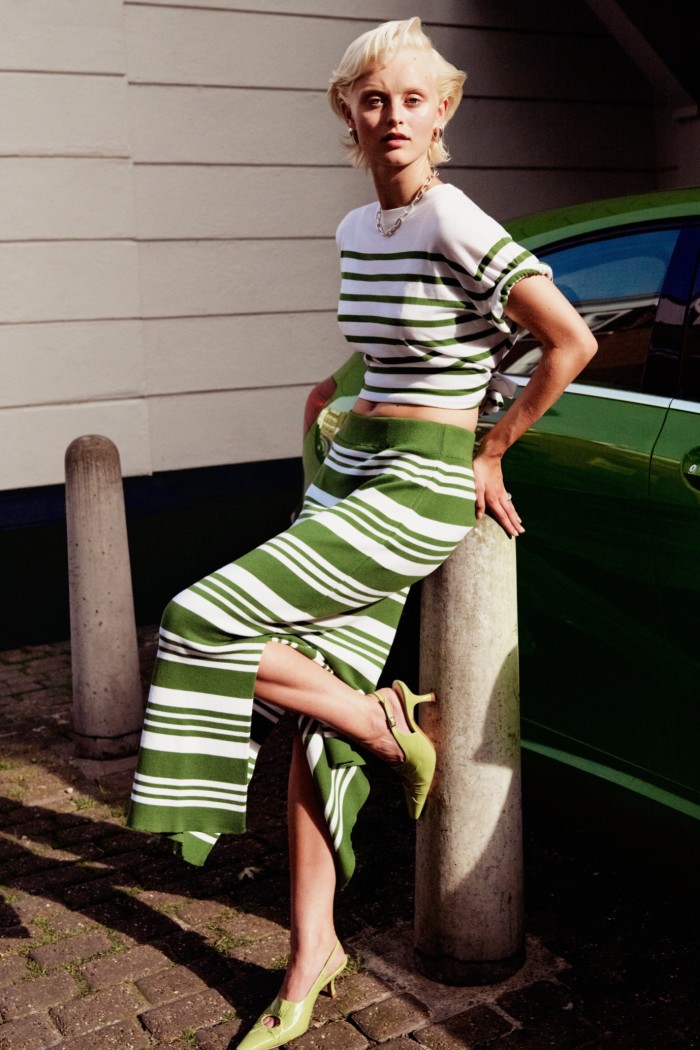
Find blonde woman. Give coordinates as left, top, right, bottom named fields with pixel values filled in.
left=128, top=18, right=596, bottom=1050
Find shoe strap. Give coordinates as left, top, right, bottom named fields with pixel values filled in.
left=372, top=691, right=396, bottom=729
left=320, top=939, right=344, bottom=985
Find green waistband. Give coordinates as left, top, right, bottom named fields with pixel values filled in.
left=336, top=411, right=476, bottom=461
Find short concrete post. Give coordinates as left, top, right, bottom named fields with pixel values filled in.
left=415, top=514, right=523, bottom=984
left=65, top=435, right=143, bottom=760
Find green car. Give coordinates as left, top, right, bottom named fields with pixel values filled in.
left=302, top=187, right=700, bottom=820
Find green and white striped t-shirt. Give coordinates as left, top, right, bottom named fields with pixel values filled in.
left=336, top=183, right=552, bottom=411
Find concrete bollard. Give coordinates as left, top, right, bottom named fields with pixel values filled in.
left=415, top=513, right=523, bottom=984
left=65, top=435, right=143, bottom=760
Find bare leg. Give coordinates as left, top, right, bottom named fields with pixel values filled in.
left=262, top=732, right=344, bottom=1024
left=252, top=642, right=413, bottom=1027
left=256, top=641, right=409, bottom=763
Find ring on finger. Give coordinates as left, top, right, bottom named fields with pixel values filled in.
left=505, top=492, right=513, bottom=501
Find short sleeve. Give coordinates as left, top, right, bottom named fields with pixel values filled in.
left=434, top=191, right=552, bottom=335
left=472, top=236, right=552, bottom=333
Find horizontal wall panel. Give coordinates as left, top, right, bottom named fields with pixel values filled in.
left=143, top=312, right=349, bottom=395
left=135, top=166, right=373, bottom=239
left=1, top=159, right=135, bottom=241
left=446, top=98, right=655, bottom=170
left=0, top=73, right=129, bottom=157
left=439, top=25, right=649, bottom=103
left=125, top=6, right=646, bottom=102
left=0, top=400, right=151, bottom=490
left=656, top=112, right=700, bottom=190
left=447, top=168, right=657, bottom=224
left=0, top=0, right=125, bottom=74
left=124, top=0, right=601, bottom=33
left=130, top=86, right=654, bottom=170
left=125, top=7, right=359, bottom=90
left=129, top=85, right=341, bottom=165
left=134, top=162, right=655, bottom=243
left=149, top=386, right=310, bottom=471
left=138, top=239, right=339, bottom=318
left=0, top=243, right=140, bottom=323
left=0, top=321, right=144, bottom=409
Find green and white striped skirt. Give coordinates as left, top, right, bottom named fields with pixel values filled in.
left=127, top=413, right=476, bottom=886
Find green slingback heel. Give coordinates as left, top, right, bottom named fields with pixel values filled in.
left=373, top=679, right=437, bottom=819
left=235, top=940, right=347, bottom=1050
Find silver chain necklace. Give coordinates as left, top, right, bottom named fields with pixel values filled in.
left=375, top=169, right=437, bottom=237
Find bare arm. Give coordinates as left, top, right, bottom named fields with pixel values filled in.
left=473, top=274, right=597, bottom=537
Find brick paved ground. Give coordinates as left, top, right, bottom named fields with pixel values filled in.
left=0, top=631, right=698, bottom=1049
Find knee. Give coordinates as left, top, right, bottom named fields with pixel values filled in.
left=159, top=594, right=194, bottom=638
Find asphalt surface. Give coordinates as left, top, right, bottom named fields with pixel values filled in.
left=0, top=629, right=698, bottom=1049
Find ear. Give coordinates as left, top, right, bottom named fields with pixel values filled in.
left=436, top=97, right=449, bottom=124
left=340, top=101, right=355, bottom=127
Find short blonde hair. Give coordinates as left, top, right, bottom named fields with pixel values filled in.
left=328, top=17, right=466, bottom=168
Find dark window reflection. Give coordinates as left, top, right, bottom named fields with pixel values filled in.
left=682, top=293, right=700, bottom=401
left=504, top=228, right=681, bottom=392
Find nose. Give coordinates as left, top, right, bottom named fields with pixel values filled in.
left=385, top=100, right=402, bottom=126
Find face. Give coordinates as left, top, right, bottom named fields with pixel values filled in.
left=345, top=50, right=448, bottom=173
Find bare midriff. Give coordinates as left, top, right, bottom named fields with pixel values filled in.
left=352, top=397, right=479, bottom=432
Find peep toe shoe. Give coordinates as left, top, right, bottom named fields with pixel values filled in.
left=235, top=940, right=347, bottom=1050
left=374, top=679, right=437, bottom=819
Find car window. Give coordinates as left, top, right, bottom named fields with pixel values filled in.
left=681, top=269, right=700, bottom=402
left=503, top=227, right=682, bottom=392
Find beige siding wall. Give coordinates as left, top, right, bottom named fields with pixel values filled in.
left=657, top=110, right=700, bottom=191
left=582, top=0, right=700, bottom=193
left=1, top=0, right=657, bottom=491
left=0, top=0, right=150, bottom=489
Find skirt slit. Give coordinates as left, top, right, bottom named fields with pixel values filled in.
left=127, top=413, right=476, bottom=886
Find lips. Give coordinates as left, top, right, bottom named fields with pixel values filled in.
left=382, top=132, right=409, bottom=144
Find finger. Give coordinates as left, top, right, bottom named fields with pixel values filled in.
left=501, top=499, right=525, bottom=536
left=498, top=489, right=523, bottom=527
left=486, top=505, right=517, bottom=537
left=488, top=495, right=524, bottom=537
left=475, top=487, right=486, bottom=520
left=499, top=493, right=522, bottom=521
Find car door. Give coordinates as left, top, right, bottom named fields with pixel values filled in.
left=648, top=228, right=700, bottom=804
left=494, top=222, right=688, bottom=788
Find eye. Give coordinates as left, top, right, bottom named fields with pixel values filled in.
left=406, top=95, right=423, bottom=106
